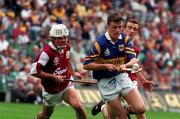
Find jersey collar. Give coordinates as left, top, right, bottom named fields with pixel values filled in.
left=105, top=31, right=122, bottom=45
left=49, top=41, right=56, bottom=50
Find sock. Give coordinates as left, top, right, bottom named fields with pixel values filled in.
left=101, top=104, right=106, bottom=111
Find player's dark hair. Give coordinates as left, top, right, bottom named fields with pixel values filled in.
left=107, top=12, right=123, bottom=25
left=124, top=17, right=139, bottom=27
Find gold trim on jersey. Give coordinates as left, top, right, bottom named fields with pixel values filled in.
left=124, top=36, right=129, bottom=44
left=95, top=57, right=125, bottom=67
left=95, top=42, right=101, bottom=54
left=125, top=47, right=134, bottom=51
left=125, top=51, right=136, bottom=55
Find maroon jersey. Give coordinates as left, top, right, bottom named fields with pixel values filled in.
left=126, top=44, right=140, bottom=81
left=30, top=42, right=71, bottom=94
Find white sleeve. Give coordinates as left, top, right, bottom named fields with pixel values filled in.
left=38, top=51, right=49, bottom=66
left=30, top=51, right=49, bottom=74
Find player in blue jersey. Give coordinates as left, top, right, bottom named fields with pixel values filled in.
left=83, top=12, right=146, bottom=119
left=91, top=17, right=154, bottom=119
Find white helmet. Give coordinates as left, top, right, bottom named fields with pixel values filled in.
left=49, top=24, right=69, bottom=37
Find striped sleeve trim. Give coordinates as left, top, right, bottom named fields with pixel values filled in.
left=86, top=54, right=100, bottom=58
left=125, top=51, right=136, bottom=55
left=95, top=42, right=101, bottom=54
left=124, top=36, right=129, bottom=44
left=125, top=47, right=134, bottom=52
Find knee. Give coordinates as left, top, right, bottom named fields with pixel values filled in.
left=72, top=102, right=84, bottom=112
left=112, top=108, right=127, bottom=119
left=134, top=105, right=146, bottom=114
left=115, top=112, right=127, bottom=119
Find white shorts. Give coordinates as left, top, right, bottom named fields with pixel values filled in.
left=42, top=77, right=74, bottom=106
left=98, top=73, right=136, bottom=102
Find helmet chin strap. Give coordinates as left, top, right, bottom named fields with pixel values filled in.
left=54, top=44, right=66, bottom=52
left=56, top=46, right=66, bottom=52
left=56, top=46, right=63, bottom=51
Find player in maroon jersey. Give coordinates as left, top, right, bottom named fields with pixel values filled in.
left=123, top=17, right=154, bottom=119
left=91, top=17, right=154, bottom=119
left=30, top=24, right=87, bottom=119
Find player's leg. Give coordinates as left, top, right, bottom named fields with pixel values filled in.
left=92, top=100, right=129, bottom=119
left=63, top=88, right=88, bottom=119
left=102, top=105, right=109, bottom=119
left=107, top=97, right=128, bottom=119
left=117, top=73, right=145, bottom=115
left=123, top=87, right=146, bottom=114
left=98, top=76, right=130, bottom=119
left=91, top=100, right=106, bottom=115
left=35, top=104, right=54, bottom=119
left=132, top=81, right=147, bottom=119
left=102, top=102, right=129, bottom=119
left=35, top=88, right=58, bottom=119
left=92, top=100, right=118, bottom=119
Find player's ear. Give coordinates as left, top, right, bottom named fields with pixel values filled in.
left=49, top=36, right=53, bottom=41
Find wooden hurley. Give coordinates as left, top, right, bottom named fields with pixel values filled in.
left=64, top=68, right=142, bottom=84
left=64, top=79, right=98, bottom=84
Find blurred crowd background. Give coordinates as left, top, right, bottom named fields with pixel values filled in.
left=0, top=0, right=180, bottom=104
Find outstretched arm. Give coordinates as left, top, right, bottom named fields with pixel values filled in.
left=30, top=51, right=66, bottom=83
left=136, top=71, right=154, bottom=92
left=31, top=63, right=66, bottom=84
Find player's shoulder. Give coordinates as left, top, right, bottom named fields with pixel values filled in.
left=133, top=44, right=140, bottom=52
left=120, top=33, right=131, bottom=44
left=97, top=34, right=106, bottom=43
left=43, top=44, right=51, bottom=52
left=42, top=44, right=56, bottom=57
left=95, top=34, right=107, bottom=47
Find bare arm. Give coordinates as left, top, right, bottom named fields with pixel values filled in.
left=124, top=58, right=138, bottom=67
left=118, top=58, right=138, bottom=71
left=31, top=70, right=66, bottom=84
left=136, top=71, right=154, bottom=92
left=30, top=51, right=66, bottom=83
left=83, top=62, right=107, bottom=71
left=83, top=62, right=118, bottom=72
left=136, top=72, right=147, bottom=84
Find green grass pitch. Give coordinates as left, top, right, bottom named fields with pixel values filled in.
left=0, top=102, right=180, bottom=119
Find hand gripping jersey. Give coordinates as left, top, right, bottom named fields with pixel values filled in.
left=84, top=32, right=136, bottom=80
left=31, top=42, right=71, bottom=94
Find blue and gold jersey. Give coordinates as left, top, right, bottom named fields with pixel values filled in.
left=84, top=32, right=136, bottom=80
